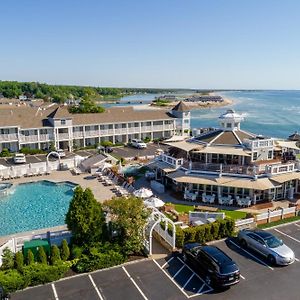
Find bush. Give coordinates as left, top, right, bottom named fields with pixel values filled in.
left=100, top=141, right=113, bottom=147
left=71, top=245, right=84, bottom=259
left=20, top=147, right=46, bottom=155
left=75, top=250, right=125, bottom=273
left=50, top=245, right=61, bottom=265
left=26, top=249, right=35, bottom=265
left=1, top=248, right=14, bottom=270
left=0, top=270, right=27, bottom=294
left=23, top=262, right=69, bottom=286
left=0, top=148, right=12, bottom=157
left=37, top=247, right=47, bottom=264
left=61, top=240, right=70, bottom=261
left=176, top=218, right=235, bottom=248
left=14, top=252, right=24, bottom=272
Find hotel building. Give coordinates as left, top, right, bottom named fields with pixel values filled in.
left=0, top=102, right=189, bottom=152
left=149, top=109, right=300, bottom=205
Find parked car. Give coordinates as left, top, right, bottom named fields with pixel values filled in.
left=238, top=229, right=295, bottom=265
left=13, top=153, right=26, bottom=164
left=182, top=243, right=240, bottom=288
left=51, top=149, right=66, bottom=158
left=131, top=139, right=147, bottom=149
left=97, top=145, right=113, bottom=153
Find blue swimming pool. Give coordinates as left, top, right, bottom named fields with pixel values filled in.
left=0, top=180, right=76, bottom=236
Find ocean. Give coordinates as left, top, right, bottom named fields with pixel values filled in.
left=115, top=90, right=300, bottom=139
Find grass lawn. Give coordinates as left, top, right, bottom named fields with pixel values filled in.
left=257, top=216, right=300, bottom=229
left=173, top=204, right=247, bottom=221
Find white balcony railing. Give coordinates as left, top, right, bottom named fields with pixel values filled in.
left=39, top=134, right=53, bottom=141
left=85, top=130, right=99, bottom=137
left=267, top=162, right=296, bottom=175
left=158, top=154, right=183, bottom=168
left=152, top=125, right=164, bottom=131
left=0, top=134, right=18, bottom=142
left=73, top=131, right=84, bottom=138
left=58, top=133, right=70, bottom=140
left=19, top=135, right=39, bottom=143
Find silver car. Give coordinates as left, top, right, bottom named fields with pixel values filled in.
left=237, top=229, right=295, bottom=265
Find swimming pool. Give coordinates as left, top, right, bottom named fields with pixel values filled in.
left=0, top=180, right=76, bottom=236
left=123, top=164, right=143, bottom=176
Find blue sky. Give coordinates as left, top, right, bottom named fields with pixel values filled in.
left=1, top=0, right=300, bottom=89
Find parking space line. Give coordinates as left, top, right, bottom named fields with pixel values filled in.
left=51, top=283, right=59, bottom=300
left=88, top=274, right=104, bottom=300
left=162, top=256, right=174, bottom=269
left=294, top=223, right=300, bottom=228
left=181, top=273, right=195, bottom=290
left=152, top=259, right=190, bottom=298
left=275, top=229, right=300, bottom=243
left=35, top=155, right=42, bottom=161
left=240, top=274, right=246, bottom=280
left=176, top=257, right=214, bottom=294
left=122, top=266, right=148, bottom=300
left=228, top=240, right=274, bottom=270
left=173, top=265, right=185, bottom=278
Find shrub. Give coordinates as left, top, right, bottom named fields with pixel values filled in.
left=100, top=140, right=113, bottom=147
left=1, top=248, right=14, bottom=270
left=50, top=245, right=61, bottom=265
left=14, top=252, right=24, bottom=272
left=71, top=245, right=84, bottom=259
left=61, top=240, right=70, bottom=261
left=0, top=270, right=27, bottom=294
left=0, top=148, right=11, bottom=157
left=20, top=147, right=45, bottom=155
left=23, top=262, right=69, bottom=285
left=26, top=249, right=35, bottom=265
left=37, top=247, right=47, bottom=264
left=175, top=226, right=184, bottom=248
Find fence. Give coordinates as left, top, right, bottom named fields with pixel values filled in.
left=235, top=207, right=298, bottom=229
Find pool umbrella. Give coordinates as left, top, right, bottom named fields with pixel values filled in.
left=133, top=188, right=153, bottom=198
left=117, top=161, right=123, bottom=175
left=144, top=197, right=165, bottom=208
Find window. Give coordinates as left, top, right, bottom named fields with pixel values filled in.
left=226, top=123, right=232, bottom=128
left=61, top=119, right=66, bottom=125
left=268, top=150, right=273, bottom=159
left=253, top=152, right=258, bottom=161
left=184, top=119, right=189, bottom=124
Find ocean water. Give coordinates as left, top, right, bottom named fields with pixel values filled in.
left=191, top=91, right=300, bottom=138
left=104, top=91, right=300, bottom=139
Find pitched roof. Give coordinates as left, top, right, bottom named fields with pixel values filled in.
left=47, top=106, right=72, bottom=119
left=171, top=101, right=190, bottom=112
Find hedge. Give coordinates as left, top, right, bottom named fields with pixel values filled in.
left=175, top=218, right=235, bottom=248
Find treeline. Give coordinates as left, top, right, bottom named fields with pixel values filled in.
left=0, top=81, right=192, bottom=103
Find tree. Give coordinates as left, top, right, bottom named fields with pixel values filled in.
left=14, top=252, right=24, bottom=272
left=1, top=248, right=14, bottom=270
left=26, top=249, right=35, bottom=265
left=65, top=187, right=105, bottom=245
left=50, top=245, right=61, bottom=265
left=37, top=247, right=47, bottom=264
left=104, top=196, right=150, bottom=255
left=60, top=240, right=70, bottom=261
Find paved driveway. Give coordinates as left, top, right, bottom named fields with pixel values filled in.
left=12, top=222, right=300, bottom=300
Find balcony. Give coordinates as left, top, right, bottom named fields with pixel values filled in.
left=39, top=134, right=53, bottom=141
left=19, top=135, right=39, bottom=143
left=114, top=128, right=128, bottom=135
left=128, top=127, right=139, bottom=133
left=164, top=124, right=175, bottom=130
left=267, top=162, right=298, bottom=175
left=58, top=133, right=70, bottom=140
left=0, top=133, right=18, bottom=142
left=73, top=131, right=84, bottom=138
left=141, top=126, right=152, bottom=132
left=85, top=130, right=99, bottom=137
left=158, top=154, right=184, bottom=168
left=152, top=125, right=164, bottom=131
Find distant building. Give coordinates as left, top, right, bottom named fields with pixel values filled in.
left=18, top=95, right=28, bottom=101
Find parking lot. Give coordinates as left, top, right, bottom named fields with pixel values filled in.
left=11, top=221, right=300, bottom=300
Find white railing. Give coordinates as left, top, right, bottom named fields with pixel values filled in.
left=39, top=134, right=53, bottom=141
left=152, top=125, right=164, bottom=131
left=256, top=207, right=296, bottom=221
left=73, top=131, right=84, bottom=138
left=85, top=130, right=99, bottom=137
left=0, top=133, right=18, bottom=141
left=128, top=127, right=139, bottom=133
left=141, top=126, right=152, bottom=132
left=164, top=124, right=175, bottom=130
left=19, top=135, right=39, bottom=142
left=154, top=223, right=174, bottom=247
left=235, top=218, right=255, bottom=227
left=58, top=133, right=70, bottom=140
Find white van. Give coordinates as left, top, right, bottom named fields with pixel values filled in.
left=131, top=139, right=147, bottom=149
left=13, top=153, right=26, bottom=164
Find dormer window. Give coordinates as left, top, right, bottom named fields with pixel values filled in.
left=61, top=119, right=66, bottom=125
left=226, top=123, right=232, bottom=128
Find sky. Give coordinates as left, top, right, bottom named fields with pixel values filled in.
left=1, top=0, right=300, bottom=89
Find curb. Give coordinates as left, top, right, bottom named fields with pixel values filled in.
left=261, top=219, right=300, bottom=230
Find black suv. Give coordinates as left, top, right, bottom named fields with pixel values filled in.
left=182, top=243, right=240, bottom=288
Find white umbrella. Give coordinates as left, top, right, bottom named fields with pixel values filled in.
left=133, top=188, right=153, bottom=198
left=117, top=161, right=123, bottom=175
left=144, top=197, right=165, bottom=208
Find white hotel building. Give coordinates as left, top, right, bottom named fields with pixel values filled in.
left=0, top=102, right=190, bottom=152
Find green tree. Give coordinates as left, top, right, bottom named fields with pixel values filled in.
left=104, top=196, right=150, bottom=255
left=37, top=247, right=47, bottom=264
left=60, top=240, right=70, bottom=261
left=14, top=252, right=24, bottom=272
left=65, top=187, right=105, bottom=245
left=1, top=248, right=14, bottom=270
left=26, top=249, right=35, bottom=265
left=50, top=245, right=61, bottom=265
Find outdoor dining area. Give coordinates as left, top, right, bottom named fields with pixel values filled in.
left=133, top=187, right=165, bottom=208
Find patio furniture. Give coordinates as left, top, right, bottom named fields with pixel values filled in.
left=184, top=191, right=197, bottom=201
left=133, top=188, right=153, bottom=198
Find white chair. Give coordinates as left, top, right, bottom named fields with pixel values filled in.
left=202, top=193, right=207, bottom=203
